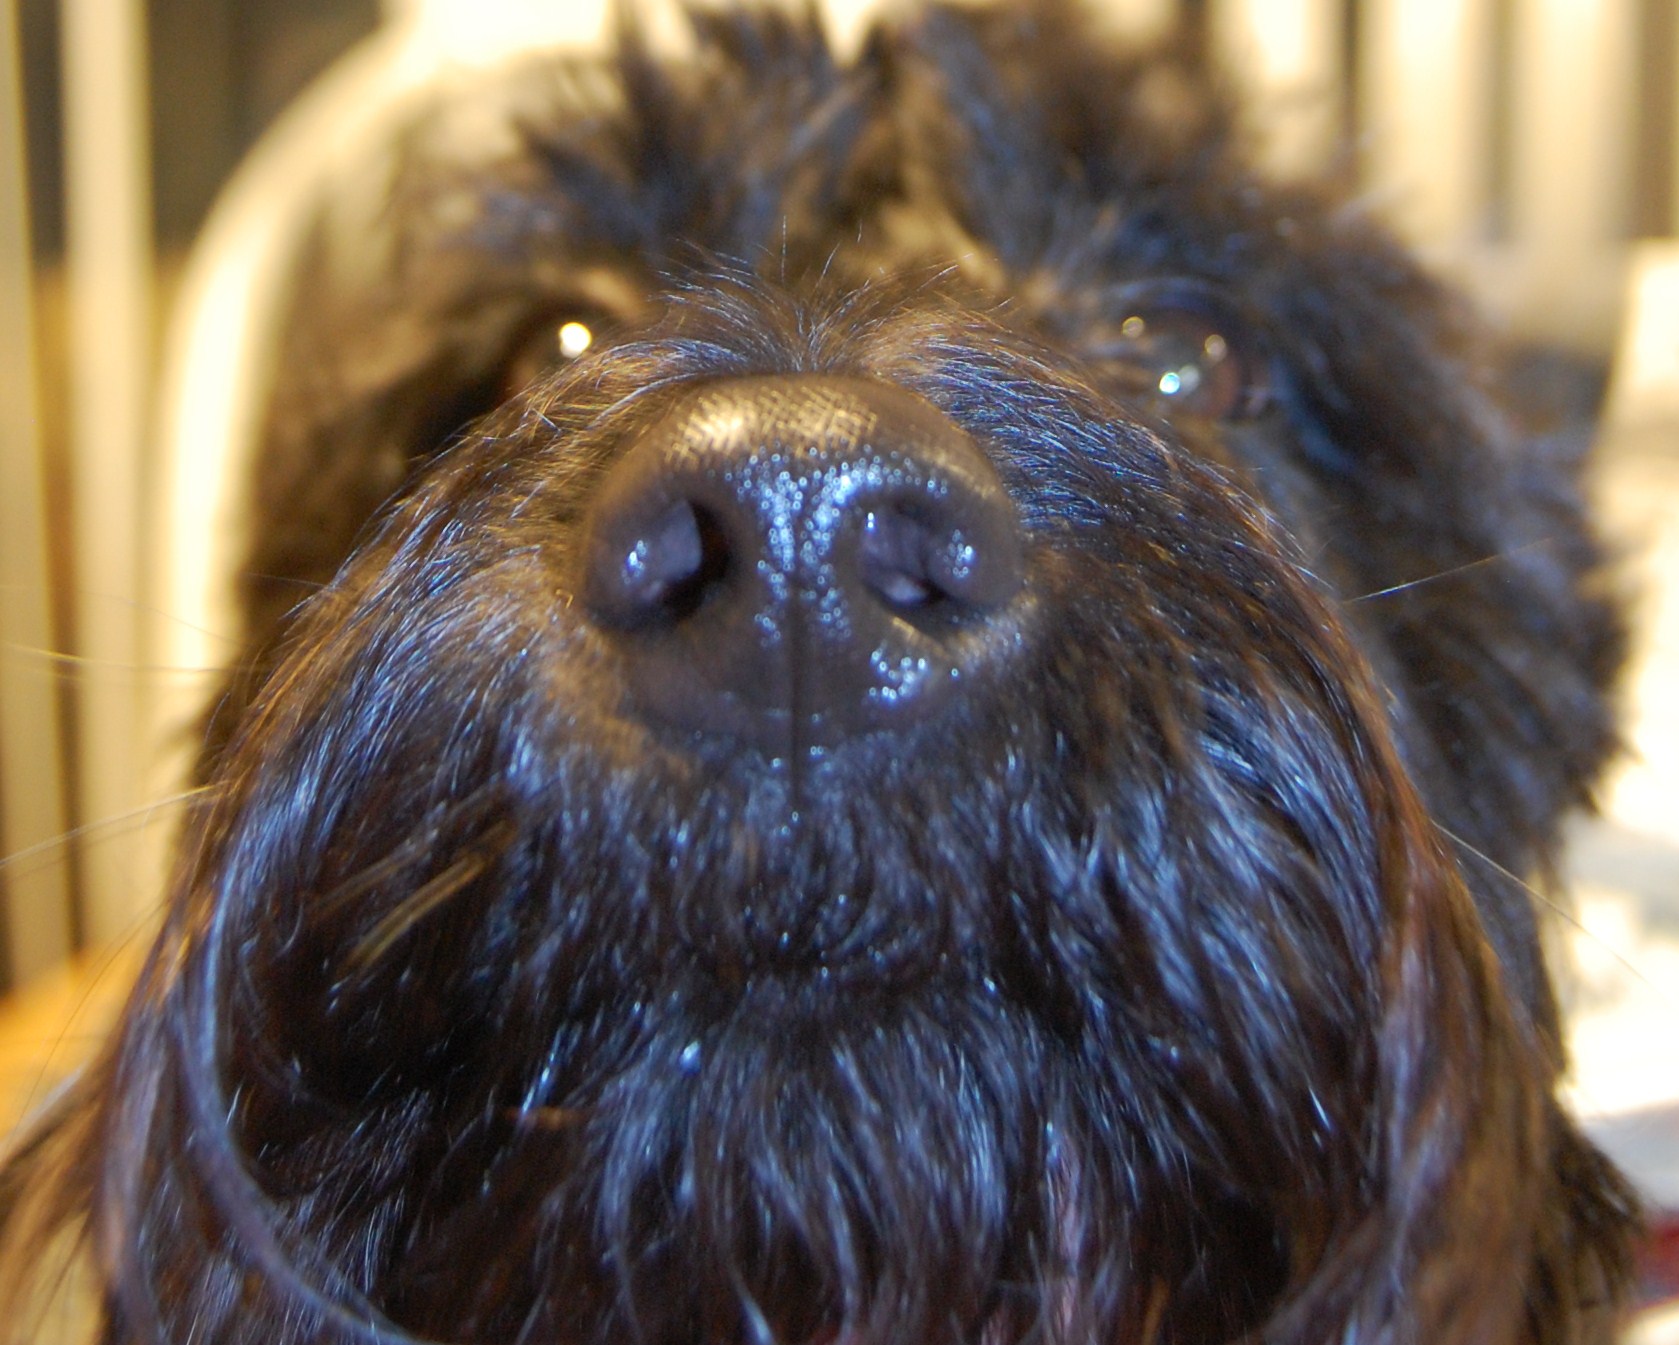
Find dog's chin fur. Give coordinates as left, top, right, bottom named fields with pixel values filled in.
left=0, top=4, right=1641, bottom=1343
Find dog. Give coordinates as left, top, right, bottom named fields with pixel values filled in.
left=0, top=3, right=1643, bottom=1342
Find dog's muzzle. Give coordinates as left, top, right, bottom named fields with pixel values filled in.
left=581, top=374, right=1027, bottom=751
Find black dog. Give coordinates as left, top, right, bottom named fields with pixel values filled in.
left=0, top=4, right=1642, bottom=1342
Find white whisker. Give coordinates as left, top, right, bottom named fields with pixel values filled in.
left=1436, top=822, right=1655, bottom=994
left=1350, top=539, right=1555, bottom=604
left=0, top=788, right=212, bottom=876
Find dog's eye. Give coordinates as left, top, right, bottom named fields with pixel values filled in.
left=1084, top=286, right=1270, bottom=421
left=502, top=315, right=611, bottom=397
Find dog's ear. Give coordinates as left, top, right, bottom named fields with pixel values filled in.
left=1275, top=795, right=1638, bottom=1344
left=1263, top=245, right=1626, bottom=1027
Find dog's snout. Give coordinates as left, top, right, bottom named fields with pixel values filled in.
left=581, top=374, right=1025, bottom=749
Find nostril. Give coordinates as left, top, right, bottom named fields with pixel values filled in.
left=860, top=508, right=943, bottom=612
left=587, top=497, right=733, bottom=628
left=629, top=499, right=706, bottom=608
left=859, top=500, right=1022, bottom=624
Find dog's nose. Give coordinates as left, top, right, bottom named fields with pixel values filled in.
left=581, top=375, right=1025, bottom=749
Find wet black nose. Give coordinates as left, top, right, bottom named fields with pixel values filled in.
left=581, top=375, right=1026, bottom=750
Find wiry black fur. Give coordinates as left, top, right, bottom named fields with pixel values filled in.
left=0, top=4, right=1640, bottom=1342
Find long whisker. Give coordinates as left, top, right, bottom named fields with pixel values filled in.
left=1349, top=539, right=1555, bottom=604
left=0, top=645, right=225, bottom=677
left=1435, top=822, right=1654, bottom=992
left=0, top=787, right=214, bottom=875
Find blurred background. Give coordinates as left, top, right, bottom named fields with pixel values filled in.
left=0, top=0, right=1675, bottom=1331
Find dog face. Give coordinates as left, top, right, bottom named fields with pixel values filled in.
left=0, top=5, right=1639, bottom=1344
